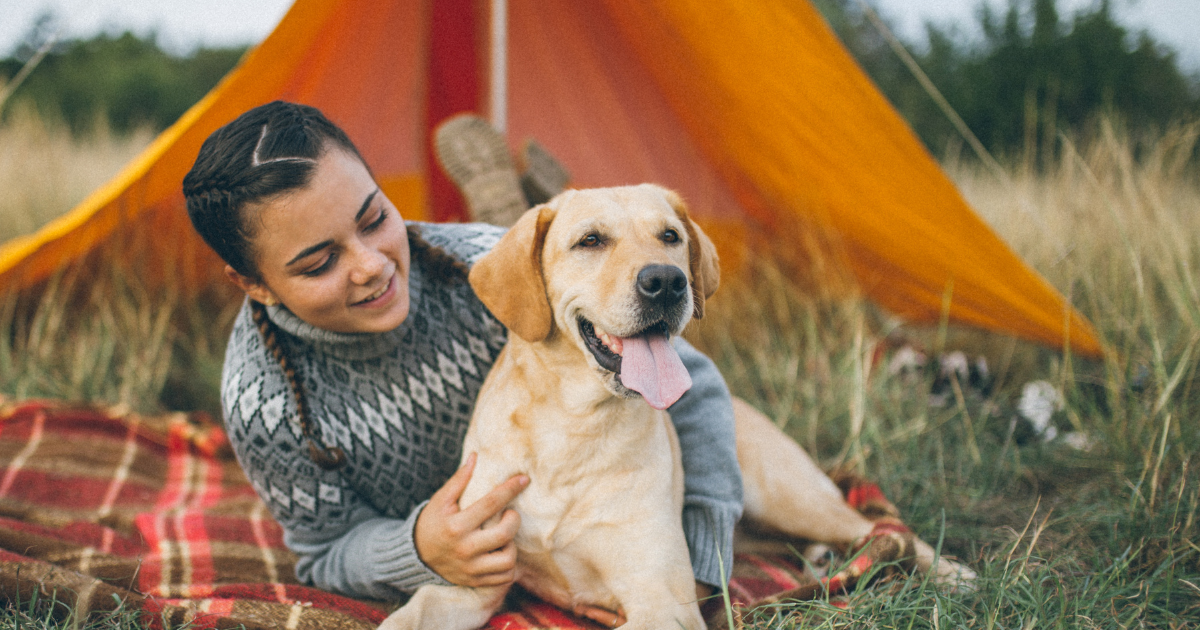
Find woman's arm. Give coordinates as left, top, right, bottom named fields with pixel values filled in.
left=668, top=338, right=744, bottom=589
left=287, top=503, right=444, bottom=599
left=222, top=305, right=447, bottom=599
left=224, top=391, right=450, bottom=597
left=228, top=381, right=529, bottom=599
left=269, top=452, right=529, bottom=598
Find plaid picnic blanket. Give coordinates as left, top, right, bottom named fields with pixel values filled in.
left=0, top=398, right=917, bottom=629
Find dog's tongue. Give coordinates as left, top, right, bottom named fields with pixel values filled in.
left=618, top=333, right=692, bottom=410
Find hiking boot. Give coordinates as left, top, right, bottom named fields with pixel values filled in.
left=434, top=114, right=527, bottom=227
left=519, top=138, right=571, bottom=206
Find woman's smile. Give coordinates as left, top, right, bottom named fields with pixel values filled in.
left=353, top=270, right=398, bottom=307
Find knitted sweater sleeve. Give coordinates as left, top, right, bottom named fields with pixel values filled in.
left=284, top=502, right=447, bottom=599
left=670, top=338, right=745, bottom=588
left=221, top=304, right=448, bottom=599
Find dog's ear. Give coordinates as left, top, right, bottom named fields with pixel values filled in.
left=469, top=204, right=557, bottom=342
left=664, top=189, right=720, bottom=319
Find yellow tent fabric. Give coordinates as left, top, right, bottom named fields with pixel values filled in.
left=0, top=0, right=1102, bottom=357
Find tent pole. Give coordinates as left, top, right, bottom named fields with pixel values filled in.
left=490, top=0, right=507, bottom=132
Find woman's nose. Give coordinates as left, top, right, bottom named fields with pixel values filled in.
left=349, top=244, right=387, bottom=285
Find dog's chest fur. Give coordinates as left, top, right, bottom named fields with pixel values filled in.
left=459, top=340, right=687, bottom=610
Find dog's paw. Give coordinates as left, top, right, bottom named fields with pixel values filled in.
left=913, top=537, right=978, bottom=593
left=928, top=556, right=979, bottom=593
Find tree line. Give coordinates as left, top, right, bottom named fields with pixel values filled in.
left=817, top=0, right=1200, bottom=162
left=0, top=15, right=246, bottom=136
left=3, top=1, right=1198, bottom=160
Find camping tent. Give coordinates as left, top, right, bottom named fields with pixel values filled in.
left=0, top=0, right=1102, bottom=356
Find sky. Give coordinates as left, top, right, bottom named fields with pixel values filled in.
left=1, top=0, right=1198, bottom=72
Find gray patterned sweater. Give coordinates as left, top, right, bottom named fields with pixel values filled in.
left=221, top=221, right=743, bottom=601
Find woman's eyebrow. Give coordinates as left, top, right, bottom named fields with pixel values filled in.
left=286, top=240, right=333, bottom=266
left=284, top=189, right=381, bottom=267
left=355, top=189, right=379, bottom=221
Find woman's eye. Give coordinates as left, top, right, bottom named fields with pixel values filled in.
left=662, top=229, right=680, bottom=244
left=303, top=253, right=337, bottom=277
left=364, top=208, right=388, bottom=232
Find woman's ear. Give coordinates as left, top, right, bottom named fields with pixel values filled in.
left=225, top=265, right=279, bottom=306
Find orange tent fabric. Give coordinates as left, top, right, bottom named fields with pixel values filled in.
left=0, top=0, right=1102, bottom=356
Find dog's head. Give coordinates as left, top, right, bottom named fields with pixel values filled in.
left=469, top=184, right=719, bottom=409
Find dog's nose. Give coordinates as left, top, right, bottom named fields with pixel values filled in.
left=637, top=265, right=688, bottom=305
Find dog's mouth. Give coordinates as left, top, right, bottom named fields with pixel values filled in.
left=578, top=317, right=692, bottom=410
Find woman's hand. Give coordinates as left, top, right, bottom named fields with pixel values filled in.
left=414, top=452, right=530, bottom=587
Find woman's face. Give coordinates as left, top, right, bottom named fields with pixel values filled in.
left=231, top=148, right=412, bottom=334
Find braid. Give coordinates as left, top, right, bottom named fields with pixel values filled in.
left=250, top=301, right=346, bottom=470
left=407, top=224, right=469, bottom=283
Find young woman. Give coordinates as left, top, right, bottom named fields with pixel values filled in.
left=182, top=101, right=742, bottom=617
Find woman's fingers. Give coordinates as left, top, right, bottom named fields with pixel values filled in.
left=415, top=457, right=529, bottom=587
left=462, top=540, right=518, bottom=582
left=415, top=453, right=484, bottom=583
left=466, top=569, right=519, bottom=588
left=457, top=473, right=528, bottom=529
left=460, top=506, right=521, bottom=556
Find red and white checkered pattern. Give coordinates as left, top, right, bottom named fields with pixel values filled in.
left=1, top=398, right=914, bottom=629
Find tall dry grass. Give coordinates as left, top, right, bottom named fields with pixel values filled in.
left=956, top=121, right=1200, bottom=349
left=951, top=121, right=1200, bottom=477
left=0, top=261, right=239, bottom=413
left=686, top=122, right=1200, bottom=627
left=0, top=106, right=153, bottom=243
left=0, top=109, right=230, bottom=414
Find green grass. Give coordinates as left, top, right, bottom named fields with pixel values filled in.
left=0, top=589, right=183, bottom=630
left=2, top=119, right=1198, bottom=628
left=687, top=277, right=1199, bottom=627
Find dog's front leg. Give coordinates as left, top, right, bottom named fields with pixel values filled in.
left=575, top=529, right=703, bottom=630
left=377, top=583, right=508, bottom=630
left=607, top=575, right=705, bottom=630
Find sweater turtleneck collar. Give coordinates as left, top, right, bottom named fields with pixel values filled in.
left=264, top=257, right=426, bottom=361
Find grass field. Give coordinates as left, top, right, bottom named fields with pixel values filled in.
left=0, top=107, right=153, bottom=242
left=1, top=114, right=1198, bottom=628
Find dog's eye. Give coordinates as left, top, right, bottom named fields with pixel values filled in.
left=661, top=229, right=680, bottom=244
left=578, top=233, right=604, bottom=248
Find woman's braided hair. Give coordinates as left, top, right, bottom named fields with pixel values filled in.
left=247, top=300, right=346, bottom=468
left=183, top=101, right=466, bottom=469
left=406, top=223, right=469, bottom=284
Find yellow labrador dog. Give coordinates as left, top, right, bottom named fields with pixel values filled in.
left=379, top=184, right=972, bottom=630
